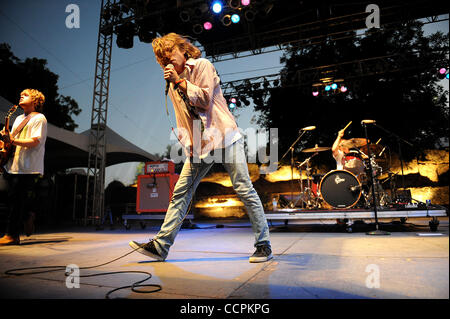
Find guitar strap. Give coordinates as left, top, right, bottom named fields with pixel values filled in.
left=10, top=114, right=34, bottom=138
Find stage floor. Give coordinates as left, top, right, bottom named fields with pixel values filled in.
left=0, top=217, right=448, bottom=301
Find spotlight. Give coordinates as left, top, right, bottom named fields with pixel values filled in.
left=229, top=102, right=237, bottom=109
left=331, top=83, right=338, bottom=90
left=324, top=85, right=331, bottom=91
left=116, top=22, right=135, bottom=49
left=179, top=10, right=190, bottom=22
left=203, top=21, right=213, bottom=30
left=230, top=97, right=237, bottom=103
left=312, top=91, right=319, bottom=97
left=229, top=0, right=240, bottom=9
left=222, top=14, right=232, bottom=26
left=212, top=1, right=223, bottom=14
left=231, top=14, right=240, bottom=23
left=438, top=67, right=448, bottom=79
left=241, top=97, right=250, bottom=106
left=138, top=28, right=155, bottom=43
left=244, top=9, right=256, bottom=21
left=192, top=24, right=203, bottom=34
left=340, top=86, right=348, bottom=92
left=241, top=0, right=251, bottom=5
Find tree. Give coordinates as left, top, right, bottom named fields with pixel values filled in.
left=244, top=21, right=448, bottom=164
left=0, top=43, right=81, bottom=131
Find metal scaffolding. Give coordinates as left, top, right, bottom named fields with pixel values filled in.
left=84, top=0, right=118, bottom=225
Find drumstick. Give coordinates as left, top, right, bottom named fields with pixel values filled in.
left=342, top=121, right=352, bottom=131
left=376, top=138, right=381, bottom=144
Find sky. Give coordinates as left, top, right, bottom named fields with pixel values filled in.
left=0, top=1, right=448, bottom=187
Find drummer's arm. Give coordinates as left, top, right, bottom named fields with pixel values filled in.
left=332, top=129, right=345, bottom=155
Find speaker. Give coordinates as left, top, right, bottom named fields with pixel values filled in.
left=136, top=173, right=179, bottom=213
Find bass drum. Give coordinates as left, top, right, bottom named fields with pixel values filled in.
left=319, top=170, right=362, bottom=209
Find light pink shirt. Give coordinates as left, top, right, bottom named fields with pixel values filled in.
left=168, top=58, right=242, bottom=158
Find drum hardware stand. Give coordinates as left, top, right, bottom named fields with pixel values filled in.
left=279, top=128, right=311, bottom=208
left=372, top=123, right=413, bottom=193
left=362, top=121, right=390, bottom=235
left=297, top=152, right=320, bottom=209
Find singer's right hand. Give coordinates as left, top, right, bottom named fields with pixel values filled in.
left=164, top=65, right=178, bottom=83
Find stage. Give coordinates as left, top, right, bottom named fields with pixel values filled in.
left=265, top=206, right=447, bottom=224
left=0, top=217, right=448, bottom=301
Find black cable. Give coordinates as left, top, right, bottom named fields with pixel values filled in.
left=4, top=245, right=161, bottom=298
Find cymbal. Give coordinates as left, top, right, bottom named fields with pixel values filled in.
left=359, top=144, right=384, bottom=155
left=339, top=138, right=368, bottom=149
left=302, top=145, right=331, bottom=153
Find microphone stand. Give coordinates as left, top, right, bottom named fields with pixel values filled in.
left=373, top=123, right=413, bottom=192
left=362, top=122, right=390, bottom=236
left=280, top=130, right=308, bottom=208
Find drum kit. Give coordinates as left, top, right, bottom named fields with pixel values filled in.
left=291, top=126, right=392, bottom=210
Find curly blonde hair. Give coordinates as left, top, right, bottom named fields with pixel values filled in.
left=21, top=89, right=45, bottom=112
left=152, top=33, right=201, bottom=68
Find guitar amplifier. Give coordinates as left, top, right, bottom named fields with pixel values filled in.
left=136, top=173, right=179, bottom=213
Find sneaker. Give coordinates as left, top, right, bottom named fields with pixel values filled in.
left=129, top=240, right=165, bottom=261
left=249, top=245, right=273, bottom=263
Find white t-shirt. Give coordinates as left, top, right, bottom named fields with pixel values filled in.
left=5, top=113, right=47, bottom=175
left=333, top=149, right=345, bottom=170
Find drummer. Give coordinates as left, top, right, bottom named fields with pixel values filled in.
left=331, top=128, right=367, bottom=176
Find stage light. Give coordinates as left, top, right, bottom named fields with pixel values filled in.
left=244, top=9, right=256, bottom=21
left=324, top=85, right=331, bottom=91
left=179, top=10, right=191, bottom=22
left=439, top=68, right=447, bottom=74
left=192, top=24, right=203, bottom=34
left=340, top=86, right=348, bottom=92
left=230, top=97, right=237, bottom=103
left=203, top=21, right=213, bottom=30
left=231, top=14, right=240, bottom=23
left=241, top=0, right=251, bottom=5
left=116, top=22, right=135, bottom=49
left=229, top=0, right=240, bottom=9
left=331, top=83, right=338, bottom=90
left=312, top=91, right=319, bottom=97
left=222, top=14, right=232, bottom=26
left=212, top=1, right=223, bottom=14
left=446, top=73, right=449, bottom=79
left=138, top=29, right=155, bottom=43
left=240, top=97, right=250, bottom=106
left=229, top=102, right=237, bottom=109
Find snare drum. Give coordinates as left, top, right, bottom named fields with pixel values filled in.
left=319, top=170, right=362, bottom=209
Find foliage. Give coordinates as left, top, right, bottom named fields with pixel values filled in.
left=243, top=21, right=448, bottom=164
left=0, top=43, right=81, bottom=131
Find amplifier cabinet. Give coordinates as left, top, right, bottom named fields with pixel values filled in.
left=136, top=173, right=179, bottom=213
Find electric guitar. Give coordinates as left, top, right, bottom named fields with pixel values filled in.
left=0, top=105, right=18, bottom=171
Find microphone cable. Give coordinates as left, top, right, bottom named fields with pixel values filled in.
left=4, top=244, right=162, bottom=299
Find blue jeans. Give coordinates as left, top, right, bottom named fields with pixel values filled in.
left=153, top=138, right=271, bottom=259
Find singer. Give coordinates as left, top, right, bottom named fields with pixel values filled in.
left=129, top=33, right=272, bottom=263
left=0, top=89, right=47, bottom=245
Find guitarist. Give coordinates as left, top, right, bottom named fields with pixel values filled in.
left=0, top=89, right=47, bottom=245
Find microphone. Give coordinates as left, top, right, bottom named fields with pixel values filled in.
left=300, top=126, right=316, bottom=132
left=361, top=119, right=376, bottom=124
left=165, top=64, right=174, bottom=95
